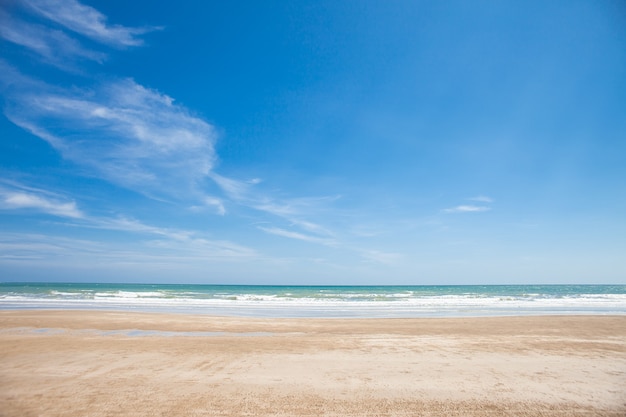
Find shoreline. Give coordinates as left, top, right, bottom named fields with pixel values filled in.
left=3, top=305, right=624, bottom=319
left=3, top=283, right=624, bottom=319
left=2, top=308, right=626, bottom=329
left=1, top=311, right=625, bottom=416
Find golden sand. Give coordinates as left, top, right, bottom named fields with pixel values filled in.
left=1, top=311, right=625, bottom=416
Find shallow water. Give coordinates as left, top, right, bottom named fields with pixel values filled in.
left=1, top=283, right=625, bottom=318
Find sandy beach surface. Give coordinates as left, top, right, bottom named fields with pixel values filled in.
left=0, top=311, right=624, bottom=416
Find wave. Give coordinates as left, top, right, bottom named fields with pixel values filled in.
left=1, top=284, right=625, bottom=318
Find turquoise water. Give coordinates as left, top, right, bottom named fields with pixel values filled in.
left=1, top=283, right=625, bottom=318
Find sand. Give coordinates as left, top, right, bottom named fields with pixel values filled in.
left=0, top=311, right=625, bottom=416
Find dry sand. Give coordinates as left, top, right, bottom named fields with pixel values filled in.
left=0, top=311, right=625, bottom=416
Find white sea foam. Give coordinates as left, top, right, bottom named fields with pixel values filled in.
left=1, top=292, right=625, bottom=318
left=94, top=291, right=167, bottom=298
left=2, top=284, right=625, bottom=318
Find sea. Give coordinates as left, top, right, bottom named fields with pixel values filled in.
left=1, top=283, right=625, bottom=318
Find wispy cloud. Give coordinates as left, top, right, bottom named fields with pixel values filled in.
left=0, top=178, right=255, bottom=261
left=209, top=173, right=252, bottom=201
left=289, top=219, right=335, bottom=237
left=253, top=197, right=339, bottom=243
left=203, top=197, right=227, bottom=216
left=443, top=195, right=494, bottom=213
left=0, top=10, right=106, bottom=68
left=188, top=196, right=227, bottom=215
left=143, top=236, right=257, bottom=260
left=257, top=226, right=335, bottom=245
left=253, top=196, right=339, bottom=218
left=20, top=0, right=159, bottom=47
left=88, top=217, right=258, bottom=260
left=0, top=183, right=83, bottom=218
left=0, top=232, right=257, bottom=266
left=3, top=76, right=217, bottom=202
left=2, top=0, right=344, bottom=249
left=210, top=172, right=339, bottom=240
left=0, top=0, right=351, bottom=265
left=443, top=205, right=491, bottom=213
left=0, top=192, right=83, bottom=218
left=88, top=217, right=194, bottom=241
left=83, top=216, right=259, bottom=260
left=85, top=214, right=257, bottom=259
left=1, top=0, right=157, bottom=69
left=0, top=233, right=108, bottom=262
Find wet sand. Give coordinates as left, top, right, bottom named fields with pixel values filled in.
left=1, top=311, right=625, bottom=416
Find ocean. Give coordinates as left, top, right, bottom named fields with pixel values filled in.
left=1, top=283, right=625, bottom=318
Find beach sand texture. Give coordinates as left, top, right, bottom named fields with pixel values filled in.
left=1, top=311, right=625, bottom=416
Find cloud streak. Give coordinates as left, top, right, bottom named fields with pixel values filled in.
left=443, top=205, right=491, bottom=213
left=0, top=231, right=257, bottom=266
left=3, top=75, right=217, bottom=202
left=0, top=0, right=363, bottom=270
left=2, top=0, right=343, bottom=246
left=0, top=178, right=256, bottom=262
left=0, top=182, right=84, bottom=218
left=258, top=226, right=335, bottom=245
left=0, top=10, right=106, bottom=68
left=210, top=172, right=339, bottom=241
left=20, top=0, right=159, bottom=47
left=203, top=197, right=227, bottom=216
left=0, top=190, right=83, bottom=218
left=443, top=195, right=494, bottom=214
left=1, top=0, right=157, bottom=70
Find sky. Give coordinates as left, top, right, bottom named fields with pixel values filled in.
left=0, top=0, right=625, bottom=285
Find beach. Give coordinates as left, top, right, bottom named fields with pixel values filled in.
left=0, top=311, right=624, bottom=416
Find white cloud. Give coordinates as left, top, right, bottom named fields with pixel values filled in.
left=209, top=173, right=252, bottom=201
left=253, top=200, right=296, bottom=217
left=0, top=11, right=106, bottom=67
left=252, top=197, right=339, bottom=243
left=144, top=237, right=257, bottom=260
left=253, top=195, right=340, bottom=219
left=89, top=217, right=194, bottom=241
left=20, top=0, right=159, bottom=47
left=1, top=0, right=344, bottom=258
left=210, top=173, right=337, bottom=237
left=289, top=219, right=334, bottom=237
left=0, top=189, right=83, bottom=218
left=0, top=232, right=257, bottom=266
left=258, top=226, right=335, bottom=245
left=60, top=213, right=258, bottom=258
left=4, top=77, right=217, bottom=202
left=0, top=178, right=257, bottom=261
left=444, top=205, right=491, bottom=213
left=203, top=197, right=226, bottom=216
left=188, top=196, right=226, bottom=215
left=1, top=0, right=157, bottom=68
left=443, top=196, right=494, bottom=213
left=82, top=216, right=255, bottom=259
left=0, top=233, right=106, bottom=262
left=92, top=217, right=259, bottom=261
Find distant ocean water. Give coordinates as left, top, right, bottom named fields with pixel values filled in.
left=1, top=283, right=625, bottom=318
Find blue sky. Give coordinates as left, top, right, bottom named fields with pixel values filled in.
left=0, top=0, right=624, bottom=284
